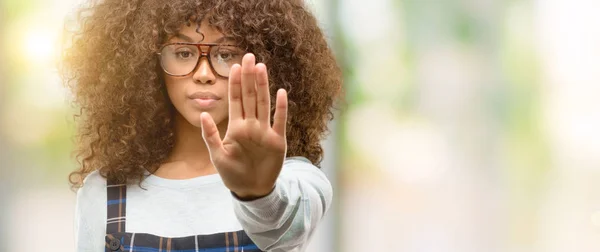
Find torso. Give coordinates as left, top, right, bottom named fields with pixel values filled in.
left=103, top=173, right=263, bottom=251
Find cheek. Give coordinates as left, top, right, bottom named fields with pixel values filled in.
left=164, top=77, right=188, bottom=114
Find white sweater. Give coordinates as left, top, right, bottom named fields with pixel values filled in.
left=74, top=157, right=332, bottom=251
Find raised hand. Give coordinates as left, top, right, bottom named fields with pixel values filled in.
left=200, top=53, right=288, bottom=200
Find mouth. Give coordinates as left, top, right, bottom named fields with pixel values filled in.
left=189, top=91, right=221, bottom=100
left=189, top=91, right=221, bottom=108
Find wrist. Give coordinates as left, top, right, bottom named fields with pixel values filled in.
left=231, top=186, right=275, bottom=201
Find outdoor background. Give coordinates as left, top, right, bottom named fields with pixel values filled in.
left=1, top=0, right=600, bottom=251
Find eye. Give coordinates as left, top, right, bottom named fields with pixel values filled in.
left=216, top=51, right=234, bottom=61
left=175, top=51, right=194, bottom=59
left=214, top=48, right=242, bottom=63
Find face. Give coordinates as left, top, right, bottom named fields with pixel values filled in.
left=161, top=20, right=243, bottom=130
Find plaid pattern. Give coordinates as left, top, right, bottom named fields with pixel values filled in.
left=105, top=180, right=264, bottom=252
left=106, top=183, right=127, bottom=234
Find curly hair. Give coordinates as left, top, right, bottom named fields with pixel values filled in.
left=62, top=0, right=343, bottom=188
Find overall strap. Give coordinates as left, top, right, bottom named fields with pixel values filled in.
left=106, top=179, right=127, bottom=234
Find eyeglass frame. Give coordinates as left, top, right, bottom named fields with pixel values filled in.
left=156, top=42, right=244, bottom=78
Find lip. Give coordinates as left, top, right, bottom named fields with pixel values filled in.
left=189, top=91, right=221, bottom=109
left=189, top=91, right=221, bottom=100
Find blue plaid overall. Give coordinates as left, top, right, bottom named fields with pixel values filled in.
left=104, top=180, right=264, bottom=252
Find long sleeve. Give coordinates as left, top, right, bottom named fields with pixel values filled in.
left=231, top=157, right=333, bottom=251
left=73, top=171, right=108, bottom=252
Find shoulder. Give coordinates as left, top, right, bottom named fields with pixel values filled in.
left=78, top=170, right=107, bottom=195
left=284, top=156, right=315, bottom=167
left=76, top=170, right=107, bottom=209
left=282, top=156, right=329, bottom=182
left=74, top=170, right=107, bottom=250
left=83, top=170, right=107, bottom=187
left=281, top=156, right=333, bottom=215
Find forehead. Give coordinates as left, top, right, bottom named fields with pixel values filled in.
left=170, top=20, right=224, bottom=43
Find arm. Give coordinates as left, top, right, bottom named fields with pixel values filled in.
left=232, top=158, right=333, bottom=251
left=199, top=54, right=331, bottom=250
left=74, top=171, right=107, bottom=252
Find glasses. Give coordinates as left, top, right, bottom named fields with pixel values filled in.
left=157, top=42, right=245, bottom=78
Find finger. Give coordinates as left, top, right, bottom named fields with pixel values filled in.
left=200, top=112, right=224, bottom=154
left=272, top=89, right=288, bottom=136
left=240, top=53, right=257, bottom=119
left=228, top=64, right=243, bottom=121
left=255, top=63, right=270, bottom=126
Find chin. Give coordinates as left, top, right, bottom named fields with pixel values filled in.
left=190, top=111, right=208, bottom=128
left=188, top=118, right=204, bottom=128
left=174, top=109, right=201, bottom=128
left=185, top=110, right=226, bottom=129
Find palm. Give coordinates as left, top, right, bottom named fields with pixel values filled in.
left=200, top=53, right=288, bottom=199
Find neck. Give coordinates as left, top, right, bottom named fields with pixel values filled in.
left=158, top=112, right=227, bottom=178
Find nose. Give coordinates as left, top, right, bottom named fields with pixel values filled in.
left=192, top=57, right=216, bottom=84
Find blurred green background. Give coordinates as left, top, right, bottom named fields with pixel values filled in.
left=2, top=0, right=600, bottom=251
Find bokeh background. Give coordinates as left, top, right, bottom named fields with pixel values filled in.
left=2, top=0, right=600, bottom=251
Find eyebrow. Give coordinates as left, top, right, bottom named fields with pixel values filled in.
left=171, top=33, right=235, bottom=44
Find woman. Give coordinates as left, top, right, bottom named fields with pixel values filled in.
left=63, top=0, right=342, bottom=251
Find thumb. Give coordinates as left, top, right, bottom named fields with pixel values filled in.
left=200, top=112, right=223, bottom=155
